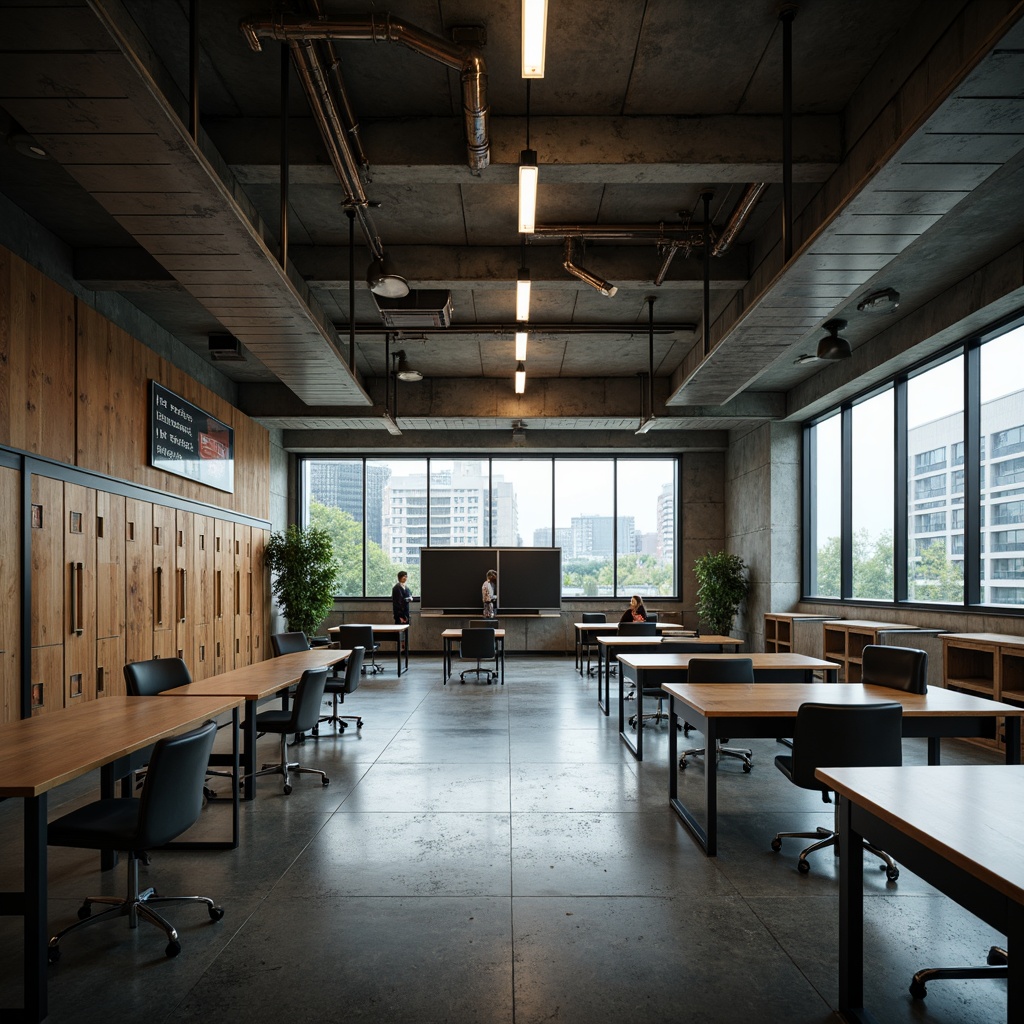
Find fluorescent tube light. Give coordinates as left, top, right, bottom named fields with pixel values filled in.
left=515, top=361, right=526, bottom=394
left=522, top=0, right=548, bottom=78
left=516, top=267, right=531, bottom=321
left=518, top=149, right=538, bottom=233
left=515, top=330, right=528, bottom=361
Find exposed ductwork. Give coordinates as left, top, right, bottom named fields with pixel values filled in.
left=240, top=13, right=490, bottom=172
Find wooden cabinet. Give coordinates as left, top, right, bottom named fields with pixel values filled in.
left=942, top=633, right=1024, bottom=755
left=0, top=466, right=21, bottom=723
left=95, top=490, right=125, bottom=697
left=152, top=503, right=177, bottom=660
left=214, top=517, right=233, bottom=675
left=764, top=613, right=828, bottom=654
left=233, top=524, right=252, bottom=667
left=822, top=620, right=925, bottom=682
left=29, top=476, right=65, bottom=715
left=251, top=528, right=268, bottom=664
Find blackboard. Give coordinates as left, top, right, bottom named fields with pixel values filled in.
left=420, top=547, right=562, bottom=613
left=149, top=381, right=234, bottom=493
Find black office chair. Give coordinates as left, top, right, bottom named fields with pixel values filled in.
left=122, top=657, right=230, bottom=801
left=333, top=624, right=383, bottom=674
left=315, top=646, right=365, bottom=735
left=47, top=720, right=223, bottom=962
left=646, top=612, right=659, bottom=623
left=770, top=701, right=903, bottom=881
left=580, top=612, right=607, bottom=676
left=618, top=620, right=657, bottom=636
left=861, top=644, right=928, bottom=693
left=459, top=627, right=498, bottom=684
left=253, top=667, right=330, bottom=793
left=910, top=946, right=1009, bottom=1001
left=271, top=631, right=310, bottom=656
left=679, top=657, right=756, bottom=771
left=628, top=642, right=714, bottom=728
left=470, top=618, right=500, bottom=630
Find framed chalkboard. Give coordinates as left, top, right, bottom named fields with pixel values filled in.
left=420, top=547, right=561, bottom=613
left=149, top=381, right=234, bottom=493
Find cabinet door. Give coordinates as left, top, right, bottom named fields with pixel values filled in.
left=234, top=523, right=252, bottom=667
left=97, top=634, right=126, bottom=697
left=174, top=510, right=193, bottom=664
left=30, top=475, right=63, bottom=652
left=124, top=498, right=153, bottom=666
left=152, top=503, right=176, bottom=660
left=0, top=466, right=21, bottom=722
left=214, top=517, right=234, bottom=675
left=63, top=482, right=97, bottom=706
left=251, top=528, right=267, bottom=663
left=95, top=491, right=125, bottom=642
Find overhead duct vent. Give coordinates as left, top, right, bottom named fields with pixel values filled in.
left=376, top=290, right=454, bottom=329
left=208, top=333, right=246, bottom=362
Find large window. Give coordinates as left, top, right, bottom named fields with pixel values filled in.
left=301, top=457, right=678, bottom=599
left=803, top=315, right=1024, bottom=609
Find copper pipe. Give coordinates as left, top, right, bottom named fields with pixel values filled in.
left=711, top=182, right=768, bottom=257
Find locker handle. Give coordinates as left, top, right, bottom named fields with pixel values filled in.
left=178, top=568, right=187, bottom=623
left=155, top=566, right=164, bottom=625
left=71, top=562, right=84, bottom=635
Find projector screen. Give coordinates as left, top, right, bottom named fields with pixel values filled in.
left=420, top=547, right=562, bottom=613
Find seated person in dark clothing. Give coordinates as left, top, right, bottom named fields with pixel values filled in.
left=618, top=594, right=648, bottom=624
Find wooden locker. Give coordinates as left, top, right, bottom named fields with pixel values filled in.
left=63, top=482, right=97, bottom=706
left=191, top=513, right=215, bottom=679
left=29, top=475, right=64, bottom=715
left=124, top=497, right=154, bottom=666
left=0, top=466, right=21, bottom=722
left=95, top=490, right=125, bottom=697
left=251, top=527, right=267, bottom=664
left=234, top=523, right=252, bottom=667
left=214, top=517, right=234, bottom=675
left=152, top=503, right=176, bottom=660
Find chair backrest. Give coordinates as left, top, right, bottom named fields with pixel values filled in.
left=659, top=641, right=717, bottom=655
left=861, top=645, right=928, bottom=694
left=461, top=627, right=496, bottom=659
left=646, top=612, right=659, bottom=622
left=342, top=647, right=364, bottom=693
left=686, top=657, right=755, bottom=683
left=789, top=701, right=904, bottom=791
left=287, top=667, right=330, bottom=732
left=271, top=631, right=310, bottom=656
left=135, top=719, right=218, bottom=849
left=334, top=624, right=376, bottom=650
left=469, top=619, right=500, bottom=630
left=123, top=657, right=192, bottom=696
left=618, top=621, right=657, bottom=636
left=581, top=612, right=606, bottom=623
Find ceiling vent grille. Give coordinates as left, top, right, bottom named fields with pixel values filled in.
left=376, top=290, right=454, bottom=329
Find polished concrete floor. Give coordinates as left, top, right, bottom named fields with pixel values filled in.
left=0, top=654, right=1009, bottom=1023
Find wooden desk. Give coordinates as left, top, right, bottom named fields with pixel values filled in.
left=616, top=651, right=836, bottom=760
left=163, top=649, right=349, bottom=801
left=819, top=764, right=1024, bottom=1023
left=597, top=634, right=742, bottom=716
left=572, top=620, right=678, bottom=673
left=662, top=681, right=1024, bottom=856
left=328, top=623, right=410, bottom=676
left=0, top=695, right=242, bottom=1023
left=441, top=628, right=505, bottom=685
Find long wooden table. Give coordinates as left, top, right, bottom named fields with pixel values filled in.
left=0, top=695, right=243, bottom=1023
left=663, top=681, right=1024, bottom=856
left=819, top=764, right=1024, bottom=1023
left=597, top=634, right=743, bottom=716
left=441, top=628, right=505, bottom=684
left=162, top=649, right=349, bottom=801
left=615, top=651, right=837, bottom=760
left=573, top=619, right=680, bottom=673
left=327, top=623, right=410, bottom=675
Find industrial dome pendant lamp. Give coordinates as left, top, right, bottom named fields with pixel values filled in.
left=816, top=318, right=852, bottom=360
left=366, top=252, right=409, bottom=299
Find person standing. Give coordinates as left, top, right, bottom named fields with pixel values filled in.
left=392, top=571, right=412, bottom=624
left=481, top=569, right=497, bottom=618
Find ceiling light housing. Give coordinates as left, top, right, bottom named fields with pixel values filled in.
left=514, top=360, right=526, bottom=394
left=7, top=132, right=48, bottom=159
left=515, top=330, right=528, bottom=361
left=857, top=287, right=901, bottom=314
left=366, top=254, right=410, bottom=298
left=816, top=318, right=852, bottom=360
left=521, top=0, right=548, bottom=77
left=516, top=267, right=531, bottom=321
left=393, top=350, right=423, bottom=382
left=518, top=149, right=538, bottom=233
left=512, top=418, right=526, bottom=441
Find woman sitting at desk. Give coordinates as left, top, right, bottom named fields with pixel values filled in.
left=619, top=595, right=648, bottom=624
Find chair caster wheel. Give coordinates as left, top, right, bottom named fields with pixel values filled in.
left=742, top=762, right=752, bottom=773
left=78, top=902, right=92, bottom=921
left=311, top=726, right=319, bottom=737
left=771, top=837, right=782, bottom=852
left=885, top=865, right=900, bottom=882
left=209, top=905, right=225, bottom=921
left=678, top=758, right=688, bottom=769
left=47, top=943, right=61, bottom=964
left=283, top=784, right=292, bottom=795
left=322, top=777, right=330, bottom=786
left=356, top=719, right=363, bottom=728
left=165, top=940, right=181, bottom=958
left=628, top=716, right=637, bottom=728
left=909, top=979, right=927, bottom=1000
left=797, top=859, right=811, bottom=874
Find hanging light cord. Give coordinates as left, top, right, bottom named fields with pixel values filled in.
left=525, top=79, right=531, bottom=150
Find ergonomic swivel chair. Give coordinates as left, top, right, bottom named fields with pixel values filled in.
left=678, top=657, right=756, bottom=771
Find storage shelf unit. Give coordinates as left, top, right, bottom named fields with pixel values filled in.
left=941, top=633, right=1024, bottom=755
left=764, top=613, right=829, bottom=654
left=822, top=620, right=925, bottom=682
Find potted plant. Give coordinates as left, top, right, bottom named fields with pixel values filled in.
left=693, top=551, right=750, bottom=636
left=264, top=524, right=340, bottom=638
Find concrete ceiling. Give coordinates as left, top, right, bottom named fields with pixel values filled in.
left=1, top=0, right=1023, bottom=451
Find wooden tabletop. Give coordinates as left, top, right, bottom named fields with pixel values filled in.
left=328, top=624, right=409, bottom=634
left=824, top=619, right=923, bottom=630
left=574, top=621, right=679, bottom=631
left=598, top=634, right=741, bottom=647
left=939, top=632, right=1024, bottom=647
left=0, top=695, right=242, bottom=798
left=164, top=649, right=350, bottom=702
left=817, top=764, right=1024, bottom=904
left=661, top=681, right=1024, bottom=718
left=619, top=652, right=832, bottom=673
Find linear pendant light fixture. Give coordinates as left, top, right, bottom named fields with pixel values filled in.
left=515, top=330, right=528, bottom=361
left=518, top=81, right=538, bottom=233
left=516, top=266, right=531, bottom=321
left=521, top=0, right=548, bottom=78
left=515, top=360, right=527, bottom=394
